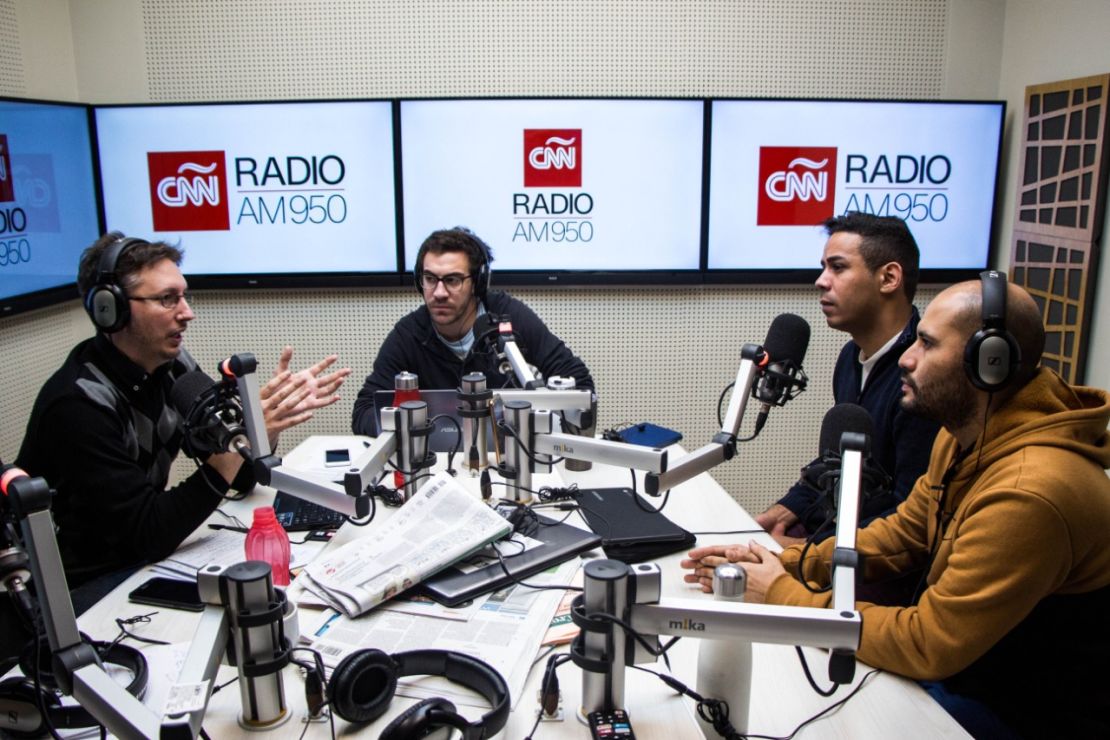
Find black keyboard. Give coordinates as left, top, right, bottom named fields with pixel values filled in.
left=272, top=491, right=348, bottom=532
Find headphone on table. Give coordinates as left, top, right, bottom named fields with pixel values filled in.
left=83, top=236, right=148, bottom=333
left=0, top=641, right=148, bottom=738
left=326, top=648, right=509, bottom=739
left=414, top=232, right=493, bottom=301
left=963, top=269, right=1020, bottom=392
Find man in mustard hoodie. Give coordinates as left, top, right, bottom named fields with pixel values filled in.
left=681, top=275, right=1110, bottom=738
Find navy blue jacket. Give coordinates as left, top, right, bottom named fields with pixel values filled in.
left=779, top=309, right=941, bottom=539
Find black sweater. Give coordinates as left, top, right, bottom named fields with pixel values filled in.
left=353, top=291, right=594, bottom=435
left=17, top=334, right=252, bottom=586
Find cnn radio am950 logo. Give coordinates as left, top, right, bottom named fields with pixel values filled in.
left=146, top=149, right=350, bottom=232
left=1, top=133, right=63, bottom=269
left=512, top=129, right=594, bottom=245
left=756, top=145, right=956, bottom=227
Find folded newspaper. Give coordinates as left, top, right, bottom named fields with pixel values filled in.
left=297, top=472, right=513, bottom=617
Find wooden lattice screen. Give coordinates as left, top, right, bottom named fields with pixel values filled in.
left=1010, top=73, right=1110, bottom=383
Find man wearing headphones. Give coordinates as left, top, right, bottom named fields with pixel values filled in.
left=682, top=276, right=1110, bottom=738
left=352, top=226, right=594, bottom=435
left=16, top=232, right=350, bottom=610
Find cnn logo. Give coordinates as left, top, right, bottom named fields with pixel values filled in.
left=147, top=151, right=230, bottom=231
left=524, top=129, right=581, bottom=187
left=757, top=147, right=837, bottom=226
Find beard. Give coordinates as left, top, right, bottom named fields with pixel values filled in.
left=901, top=368, right=978, bottom=429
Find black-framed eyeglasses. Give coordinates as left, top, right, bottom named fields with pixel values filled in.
left=419, top=272, right=472, bottom=292
left=128, top=292, right=192, bottom=310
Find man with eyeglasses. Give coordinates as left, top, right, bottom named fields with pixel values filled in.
left=352, top=226, right=593, bottom=435
left=16, top=232, right=351, bottom=610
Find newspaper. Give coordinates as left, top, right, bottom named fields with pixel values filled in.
left=307, top=556, right=579, bottom=709
left=297, top=472, right=513, bottom=617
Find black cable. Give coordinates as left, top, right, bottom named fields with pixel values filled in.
left=428, top=413, right=463, bottom=474
left=192, top=457, right=249, bottom=501
left=497, top=421, right=566, bottom=466
left=489, top=543, right=583, bottom=593
left=110, top=611, right=171, bottom=648
left=31, top=630, right=65, bottom=740
left=793, top=646, right=837, bottom=697
left=797, top=510, right=836, bottom=595
left=634, top=663, right=882, bottom=740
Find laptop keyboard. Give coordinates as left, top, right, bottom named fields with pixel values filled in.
left=272, top=491, right=348, bottom=532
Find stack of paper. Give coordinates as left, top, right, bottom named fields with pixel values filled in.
left=298, top=472, right=512, bottom=617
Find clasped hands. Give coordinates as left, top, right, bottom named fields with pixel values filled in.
left=679, top=541, right=787, bottom=604
left=260, top=346, right=352, bottom=446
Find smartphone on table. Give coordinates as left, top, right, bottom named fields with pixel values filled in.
left=127, top=576, right=204, bottom=612
left=324, top=448, right=351, bottom=467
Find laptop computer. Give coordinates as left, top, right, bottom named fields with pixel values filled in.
left=575, top=487, right=696, bottom=563
left=370, top=389, right=496, bottom=453
left=417, top=514, right=601, bottom=607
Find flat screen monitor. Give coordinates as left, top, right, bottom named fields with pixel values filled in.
left=400, top=98, right=704, bottom=281
left=0, top=98, right=101, bottom=317
left=94, top=100, right=399, bottom=286
left=706, top=99, right=1005, bottom=276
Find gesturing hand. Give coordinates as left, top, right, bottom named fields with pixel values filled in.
left=260, top=346, right=352, bottom=446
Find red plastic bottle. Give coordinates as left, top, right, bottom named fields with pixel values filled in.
left=245, top=506, right=291, bottom=586
left=392, top=372, right=420, bottom=489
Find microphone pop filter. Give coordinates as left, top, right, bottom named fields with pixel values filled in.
left=169, top=369, right=218, bottom=417
left=763, top=313, right=810, bottom=367
left=818, top=403, right=874, bottom=457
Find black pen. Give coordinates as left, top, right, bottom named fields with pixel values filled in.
left=208, top=523, right=249, bottom=533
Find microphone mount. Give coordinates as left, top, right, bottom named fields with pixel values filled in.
left=570, top=427, right=865, bottom=725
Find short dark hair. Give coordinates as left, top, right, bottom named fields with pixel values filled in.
left=824, top=212, right=920, bottom=302
left=77, top=231, right=184, bottom=297
left=414, top=227, right=494, bottom=278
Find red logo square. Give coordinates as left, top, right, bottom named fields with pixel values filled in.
left=757, top=147, right=837, bottom=226
left=0, top=135, right=14, bottom=202
left=524, top=129, right=582, bottom=187
left=147, top=151, right=230, bottom=231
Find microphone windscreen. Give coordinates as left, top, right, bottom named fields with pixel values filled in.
left=763, top=313, right=811, bottom=366
left=818, top=403, right=874, bottom=457
left=169, top=369, right=218, bottom=417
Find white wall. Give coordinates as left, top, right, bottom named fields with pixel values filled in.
left=11, top=0, right=1107, bottom=513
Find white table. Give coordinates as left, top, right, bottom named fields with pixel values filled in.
left=71, top=436, right=968, bottom=739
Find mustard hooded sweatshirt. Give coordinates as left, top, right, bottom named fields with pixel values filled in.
left=770, top=367, right=1110, bottom=736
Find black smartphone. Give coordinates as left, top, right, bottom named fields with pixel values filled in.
left=127, top=576, right=204, bottom=612
left=324, top=448, right=351, bottom=467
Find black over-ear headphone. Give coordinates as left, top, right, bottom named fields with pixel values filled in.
left=0, top=641, right=148, bottom=738
left=964, top=269, right=1020, bottom=391
left=414, top=235, right=493, bottom=301
left=326, top=648, right=509, bottom=739
left=84, top=237, right=148, bottom=333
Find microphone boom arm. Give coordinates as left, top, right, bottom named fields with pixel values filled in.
left=643, top=344, right=763, bottom=495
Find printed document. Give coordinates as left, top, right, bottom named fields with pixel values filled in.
left=297, top=472, right=512, bottom=617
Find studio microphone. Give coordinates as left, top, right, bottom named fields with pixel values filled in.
left=751, top=313, right=810, bottom=435
left=802, top=403, right=891, bottom=516
left=170, top=369, right=250, bottom=459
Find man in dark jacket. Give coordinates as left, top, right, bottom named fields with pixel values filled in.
left=756, top=214, right=940, bottom=559
left=352, top=227, right=593, bottom=435
left=17, top=232, right=349, bottom=610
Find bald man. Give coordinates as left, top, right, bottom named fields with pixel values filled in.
left=681, top=275, right=1110, bottom=738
